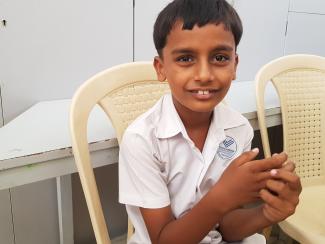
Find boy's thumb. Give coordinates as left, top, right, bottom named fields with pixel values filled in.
left=232, top=148, right=259, bottom=166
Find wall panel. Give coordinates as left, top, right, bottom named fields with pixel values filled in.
left=234, top=0, right=289, bottom=81
left=0, top=0, right=132, bottom=123
left=290, top=0, right=325, bottom=14
left=285, top=12, right=325, bottom=56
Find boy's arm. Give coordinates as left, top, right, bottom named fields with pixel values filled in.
left=140, top=150, right=287, bottom=244
left=140, top=184, right=230, bottom=244
left=219, top=160, right=301, bottom=242
left=218, top=205, right=271, bottom=242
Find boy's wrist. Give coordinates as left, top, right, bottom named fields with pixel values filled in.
left=210, top=183, right=238, bottom=216
left=258, top=204, right=275, bottom=226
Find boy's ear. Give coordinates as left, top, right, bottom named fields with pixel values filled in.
left=232, top=54, right=239, bottom=80
left=153, top=56, right=166, bottom=81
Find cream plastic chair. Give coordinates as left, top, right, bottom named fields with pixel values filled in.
left=69, top=62, right=170, bottom=244
left=255, top=54, right=325, bottom=244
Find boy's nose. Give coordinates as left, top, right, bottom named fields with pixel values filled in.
left=195, top=62, right=214, bottom=83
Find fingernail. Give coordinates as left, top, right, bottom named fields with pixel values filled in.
left=252, top=148, right=259, bottom=153
left=272, top=153, right=278, bottom=156
left=270, top=169, right=278, bottom=176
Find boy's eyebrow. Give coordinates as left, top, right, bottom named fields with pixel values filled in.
left=171, top=48, right=194, bottom=55
left=211, top=45, right=234, bottom=52
left=171, top=45, right=234, bottom=55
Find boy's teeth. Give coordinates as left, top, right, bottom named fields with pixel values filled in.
left=198, top=90, right=209, bottom=95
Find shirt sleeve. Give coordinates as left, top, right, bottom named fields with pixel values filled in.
left=119, top=130, right=170, bottom=209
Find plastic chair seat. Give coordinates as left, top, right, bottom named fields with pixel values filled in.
left=279, top=185, right=325, bottom=243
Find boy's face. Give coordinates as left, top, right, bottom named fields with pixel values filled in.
left=154, top=21, right=238, bottom=115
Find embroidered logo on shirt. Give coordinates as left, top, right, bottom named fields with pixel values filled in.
left=217, top=136, right=237, bottom=160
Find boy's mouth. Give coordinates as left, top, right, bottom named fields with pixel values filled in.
left=197, top=90, right=210, bottom=95
left=189, top=89, right=218, bottom=99
left=189, top=89, right=217, bottom=94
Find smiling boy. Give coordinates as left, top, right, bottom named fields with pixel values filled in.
left=119, top=0, right=301, bottom=243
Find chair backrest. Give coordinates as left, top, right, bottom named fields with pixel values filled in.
left=255, top=54, right=325, bottom=187
left=70, top=62, right=170, bottom=244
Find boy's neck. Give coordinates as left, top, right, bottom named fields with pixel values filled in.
left=181, top=110, right=212, bottom=152
left=179, top=109, right=213, bottom=130
left=173, top=100, right=213, bottom=152
left=172, top=96, right=213, bottom=130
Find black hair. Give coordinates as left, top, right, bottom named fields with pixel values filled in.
left=153, top=0, right=243, bottom=57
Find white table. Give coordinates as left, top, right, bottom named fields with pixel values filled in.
left=0, top=80, right=281, bottom=244
left=0, top=100, right=120, bottom=244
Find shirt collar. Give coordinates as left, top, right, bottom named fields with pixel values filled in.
left=155, top=94, right=186, bottom=139
left=212, top=102, right=248, bottom=130
left=155, top=94, right=247, bottom=139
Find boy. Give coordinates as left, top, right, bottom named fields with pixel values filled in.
left=119, top=0, right=301, bottom=243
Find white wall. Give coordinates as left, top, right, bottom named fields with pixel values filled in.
left=234, top=0, right=289, bottom=82
left=289, top=0, right=325, bottom=14
left=0, top=0, right=132, bottom=243
left=0, top=0, right=133, bottom=123
left=0, top=85, right=3, bottom=127
left=0, top=19, right=4, bottom=127
left=134, top=0, right=172, bottom=61
left=285, top=0, right=325, bottom=56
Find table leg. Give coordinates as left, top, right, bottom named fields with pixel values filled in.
left=56, top=175, right=74, bottom=244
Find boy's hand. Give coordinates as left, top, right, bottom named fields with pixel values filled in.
left=260, top=161, right=302, bottom=223
left=216, top=149, right=287, bottom=212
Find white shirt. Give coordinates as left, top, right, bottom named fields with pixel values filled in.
left=119, top=94, right=264, bottom=244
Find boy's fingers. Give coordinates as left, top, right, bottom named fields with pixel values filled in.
left=282, top=160, right=295, bottom=172
left=265, top=179, right=299, bottom=206
left=232, top=148, right=259, bottom=166
left=262, top=203, right=286, bottom=223
left=250, top=152, right=288, bottom=172
left=270, top=169, right=302, bottom=192
left=256, top=171, right=277, bottom=183
left=260, top=189, right=283, bottom=211
left=261, top=189, right=297, bottom=219
left=266, top=179, right=288, bottom=198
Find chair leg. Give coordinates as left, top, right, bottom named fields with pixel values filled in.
left=263, top=226, right=273, bottom=241
left=127, top=219, right=134, bottom=241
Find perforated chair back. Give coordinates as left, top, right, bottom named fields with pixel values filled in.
left=255, top=54, right=325, bottom=244
left=255, top=54, right=325, bottom=187
left=70, top=62, right=170, bottom=244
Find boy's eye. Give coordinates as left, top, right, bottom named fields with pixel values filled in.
left=176, top=55, right=194, bottom=62
left=213, top=54, right=229, bottom=62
